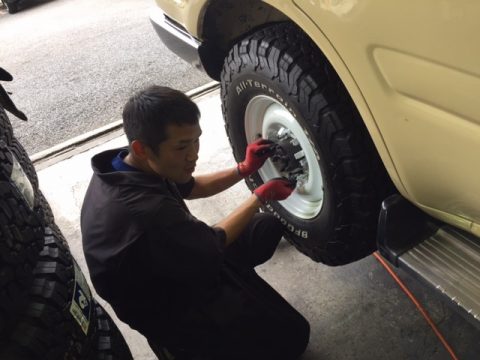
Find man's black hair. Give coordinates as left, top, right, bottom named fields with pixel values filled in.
left=122, top=85, right=200, bottom=151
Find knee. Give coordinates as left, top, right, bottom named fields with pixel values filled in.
left=286, top=316, right=310, bottom=359
left=274, top=314, right=310, bottom=360
left=255, top=213, right=283, bottom=239
left=297, top=316, right=311, bottom=355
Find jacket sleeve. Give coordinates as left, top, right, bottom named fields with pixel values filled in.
left=145, top=196, right=226, bottom=284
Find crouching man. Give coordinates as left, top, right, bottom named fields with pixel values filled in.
left=81, top=86, right=310, bottom=359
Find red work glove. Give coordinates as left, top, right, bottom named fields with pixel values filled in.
left=237, top=138, right=275, bottom=177
left=254, top=178, right=295, bottom=203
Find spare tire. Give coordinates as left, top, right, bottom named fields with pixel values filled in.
left=0, top=144, right=43, bottom=343
left=1, top=227, right=96, bottom=359
left=221, top=23, right=394, bottom=265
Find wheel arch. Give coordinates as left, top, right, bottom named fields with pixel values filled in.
left=199, top=0, right=405, bottom=195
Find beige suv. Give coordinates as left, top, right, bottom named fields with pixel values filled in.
left=150, top=0, right=480, bottom=325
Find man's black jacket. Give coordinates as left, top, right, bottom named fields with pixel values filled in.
left=81, top=148, right=227, bottom=342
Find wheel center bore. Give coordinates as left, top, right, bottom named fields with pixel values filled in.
left=268, top=127, right=308, bottom=184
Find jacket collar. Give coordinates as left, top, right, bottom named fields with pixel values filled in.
left=91, top=147, right=169, bottom=190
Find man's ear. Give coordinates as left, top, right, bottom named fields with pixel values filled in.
left=130, top=140, right=149, bottom=160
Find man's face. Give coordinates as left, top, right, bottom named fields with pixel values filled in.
left=146, top=123, right=201, bottom=183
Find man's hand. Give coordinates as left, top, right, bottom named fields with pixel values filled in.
left=237, top=138, right=276, bottom=177
left=254, top=178, right=295, bottom=203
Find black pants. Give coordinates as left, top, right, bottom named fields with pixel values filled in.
left=150, top=213, right=310, bottom=360
left=225, top=212, right=287, bottom=271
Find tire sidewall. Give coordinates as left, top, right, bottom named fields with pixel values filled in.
left=224, top=72, right=337, bottom=248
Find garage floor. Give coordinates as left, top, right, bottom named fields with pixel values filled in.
left=36, top=89, right=480, bottom=360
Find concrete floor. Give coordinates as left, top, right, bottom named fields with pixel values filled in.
left=0, top=0, right=210, bottom=154
left=36, top=90, right=480, bottom=360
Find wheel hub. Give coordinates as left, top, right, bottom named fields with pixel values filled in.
left=268, top=128, right=308, bottom=185
left=244, top=95, right=324, bottom=219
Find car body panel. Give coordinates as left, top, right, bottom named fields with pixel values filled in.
left=291, top=0, right=480, bottom=235
left=152, top=0, right=480, bottom=237
left=153, top=0, right=206, bottom=37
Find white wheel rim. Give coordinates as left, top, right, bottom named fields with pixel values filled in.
left=244, top=95, right=324, bottom=219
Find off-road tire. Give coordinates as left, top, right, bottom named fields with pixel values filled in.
left=92, top=300, right=133, bottom=360
left=1, top=227, right=96, bottom=359
left=221, top=22, right=394, bottom=265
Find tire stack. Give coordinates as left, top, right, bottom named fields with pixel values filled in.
left=0, top=70, right=133, bottom=359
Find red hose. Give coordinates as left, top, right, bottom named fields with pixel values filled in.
left=372, top=251, right=459, bottom=360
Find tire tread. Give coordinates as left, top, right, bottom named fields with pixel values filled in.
left=3, top=228, right=96, bottom=359
left=0, top=152, right=43, bottom=342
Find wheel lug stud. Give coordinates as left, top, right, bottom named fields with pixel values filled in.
left=277, top=128, right=287, bottom=138
left=294, top=150, right=305, bottom=160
